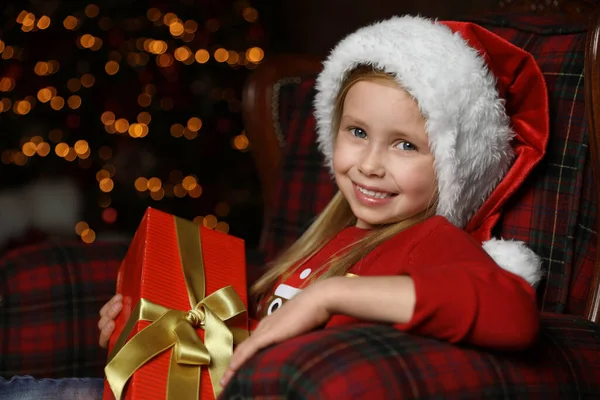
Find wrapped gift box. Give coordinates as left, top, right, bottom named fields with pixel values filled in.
left=103, top=207, right=248, bottom=400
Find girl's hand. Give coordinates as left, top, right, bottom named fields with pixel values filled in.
left=220, top=280, right=333, bottom=388
left=98, top=293, right=123, bottom=348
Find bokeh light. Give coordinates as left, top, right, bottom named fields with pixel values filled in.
left=195, top=49, right=210, bottom=64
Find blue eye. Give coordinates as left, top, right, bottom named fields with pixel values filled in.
left=349, top=127, right=367, bottom=139
left=397, top=141, right=417, bottom=151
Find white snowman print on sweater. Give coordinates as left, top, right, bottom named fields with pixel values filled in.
left=259, top=268, right=357, bottom=318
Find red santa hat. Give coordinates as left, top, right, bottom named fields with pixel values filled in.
left=313, top=15, right=549, bottom=287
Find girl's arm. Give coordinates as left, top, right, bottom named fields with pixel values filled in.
left=326, top=222, right=540, bottom=351
left=321, top=275, right=416, bottom=323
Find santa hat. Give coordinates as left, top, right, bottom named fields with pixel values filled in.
left=314, top=16, right=549, bottom=287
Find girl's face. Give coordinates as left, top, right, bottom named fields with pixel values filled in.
left=333, top=79, right=436, bottom=229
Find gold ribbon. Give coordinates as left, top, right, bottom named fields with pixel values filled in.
left=105, top=216, right=248, bottom=400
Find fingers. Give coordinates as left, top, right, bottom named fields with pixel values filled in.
left=99, top=294, right=122, bottom=317
left=99, top=319, right=116, bottom=348
left=220, top=336, right=265, bottom=387
left=98, top=294, right=123, bottom=349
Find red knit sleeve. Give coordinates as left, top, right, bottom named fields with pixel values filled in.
left=395, top=223, right=540, bottom=350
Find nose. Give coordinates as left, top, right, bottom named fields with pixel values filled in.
left=357, top=144, right=385, bottom=177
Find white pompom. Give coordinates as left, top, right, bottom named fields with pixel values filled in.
left=482, top=238, right=543, bottom=288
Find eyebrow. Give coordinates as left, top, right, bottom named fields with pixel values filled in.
left=340, top=114, right=368, bottom=127
left=340, top=114, right=425, bottom=144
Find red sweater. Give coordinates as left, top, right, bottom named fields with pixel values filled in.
left=258, top=216, right=539, bottom=350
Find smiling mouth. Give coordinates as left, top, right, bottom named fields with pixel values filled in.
left=355, top=184, right=397, bottom=199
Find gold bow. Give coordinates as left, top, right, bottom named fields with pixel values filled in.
left=105, top=216, right=248, bottom=400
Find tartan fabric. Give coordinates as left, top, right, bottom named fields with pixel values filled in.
left=262, top=14, right=597, bottom=316
left=0, top=240, right=127, bottom=378
left=221, top=313, right=600, bottom=399
left=471, top=14, right=596, bottom=315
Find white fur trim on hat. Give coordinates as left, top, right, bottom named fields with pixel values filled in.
left=482, top=238, right=543, bottom=287
left=314, top=15, right=514, bottom=229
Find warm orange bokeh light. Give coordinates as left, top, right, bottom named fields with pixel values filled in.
left=157, top=53, right=174, bottom=68
left=101, top=111, right=116, bottom=125
left=182, top=175, right=197, bottom=191
left=163, top=13, right=178, bottom=26
left=15, top=100, right=32, bottom=115
left=22, top=142, right=37, bottom=157
left=81, top=73, right=95, bottom=87
left=169, top=21, right=184, bottom=36
left=114, top=118, right=129, bottom=133
left=50, top=96, right=65, bottom=110
left=74, top=140, right=89, bottom=155
left=85, top=4, right=100, bottom=18
left=203, top=215, right=217, bottom=229
left=67, top=78, right=81, bottom=92
left=63, top=16, right=78, bottom=30
left=147, top=8, right=161, bottom=22
left=187, top=117, right=202, bottom=132
left=81, top=228, right=96, bottom=244
left=68, top=95, right=82, bottom=109
left=214, top=48, right=228, bottom=63
left=233, top=134, right=249, bottom=150
left=246, top=47, right=264, bottom=63
left=184, top=20, right=198, bottom=33
left=96, top=169, right=110, bottom=182
left=80, top=34, right=95, bottom=48
left=55, top=142, right=69, bottom=157
left=183, top=129, right=197, bottom=140
left=137, top=111, right=151, bottom=124
left=105, top=61, right=119, bottom=75
left=75, top=221, right=89, bottom=235
left=99, top=178, right=114, bottom=192
left=188, top=185, right=203, bottom=198
left=148, top=177, right=162, bottom=192
left=37, top=16, right=51, bottom=29
left=36, top=142, right=51, bottom=157
left=134, top=177, right=148, bottom=191
left=195, top=49, right=210, bottom=64
left=174, top=46, right=192, bottom=61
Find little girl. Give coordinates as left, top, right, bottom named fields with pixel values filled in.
left=90, top=14, right=549, bottom=399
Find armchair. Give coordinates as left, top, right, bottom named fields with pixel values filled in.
left=227, top=3, right=600, bottom=398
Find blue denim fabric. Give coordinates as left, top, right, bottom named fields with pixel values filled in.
left=0, top=376, right=104, bottom=400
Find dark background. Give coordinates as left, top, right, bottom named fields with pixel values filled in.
left=0, top=0, right=503, bottom=254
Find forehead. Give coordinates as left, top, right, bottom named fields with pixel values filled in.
left=343, top=80, right=423, bottom=121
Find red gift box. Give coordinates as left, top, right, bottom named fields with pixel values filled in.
left=103, top=207, right=248, bottom=400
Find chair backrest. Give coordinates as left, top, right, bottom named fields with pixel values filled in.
left=243, top=7, right=600, bottom=323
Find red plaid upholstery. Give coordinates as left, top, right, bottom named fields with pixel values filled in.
left=221, top=314, right=600, bottom=399
left=473, top=13, right=598, bottom=317
left=0, top=240, right=127, bottom=378
left=262, top=13, right=596, bottom=316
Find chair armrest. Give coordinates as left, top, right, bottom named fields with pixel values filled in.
left=0, top=240, right=128, bottom=378
left=222, top=313, right=600, bottom=398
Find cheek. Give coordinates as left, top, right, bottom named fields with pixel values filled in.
left=332, top=138, right=354, bottom=171
left=393, top=159, right=436, bottom=194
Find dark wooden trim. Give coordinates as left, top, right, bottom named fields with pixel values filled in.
left=584, top=7, right=600, bottom=324
left=242, top=54, right=322, bottom=248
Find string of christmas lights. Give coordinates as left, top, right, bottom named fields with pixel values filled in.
left=0, top=0, right=265, bottom=246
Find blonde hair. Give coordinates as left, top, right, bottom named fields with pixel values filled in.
left=252, top=66, right=438, bottom=301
